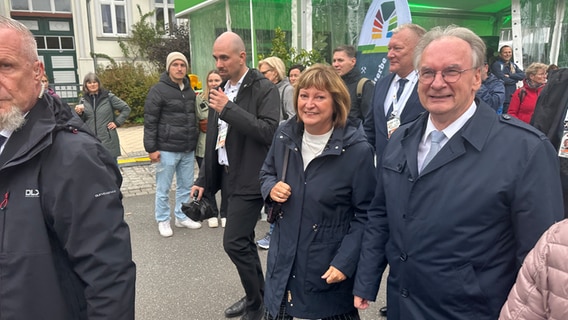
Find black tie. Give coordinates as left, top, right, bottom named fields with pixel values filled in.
left=0, top=134, right=7, bottom=148
left=387, top=78, right=409, bottom=119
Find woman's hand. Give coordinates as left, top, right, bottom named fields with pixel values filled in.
left=74, top=104, right=84, bottom=115
left=321, top=266, right=346, bottom=284
left=107, top=122, right=117, bottom=130
left=270, top=181, right=291, bottom=203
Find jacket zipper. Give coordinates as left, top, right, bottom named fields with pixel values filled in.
left=0, top=191, right=9, bottom=252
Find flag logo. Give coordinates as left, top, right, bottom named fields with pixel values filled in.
left=372, top=1, right=397, bottom=40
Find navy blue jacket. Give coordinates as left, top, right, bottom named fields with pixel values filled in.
left=476, top=73, right=505, bottom=111
left=363, top=73, right=424, bottom=155
left=354, top=101, right=563, bottom=320
left=260, top=118, right=375, bottom=319
left=491, top=58, right=525, bottom=105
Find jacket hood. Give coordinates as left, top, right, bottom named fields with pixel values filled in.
left=48, top=95, right=90, bottom=135
left=483, top=73, right=501, bottom=85
left=0, top=95, right=92, bottom=169
left=279, top=116, right=368, bottom=153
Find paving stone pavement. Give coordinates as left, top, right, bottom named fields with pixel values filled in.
left=120, top=164, right=157, bottom=198
left=116, top=125, right=203, bottom=198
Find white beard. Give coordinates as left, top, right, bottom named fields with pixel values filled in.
left=0, top=105, right=26, bottom=131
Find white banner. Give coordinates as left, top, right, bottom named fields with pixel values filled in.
left=356, top=0, right=412, bottom=82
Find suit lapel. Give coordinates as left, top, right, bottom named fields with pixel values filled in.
left=400, top=114, right=426, bottom=179
left=376, top=74, right=397, bottom=137
left=400, top=84, right=420, bottom=121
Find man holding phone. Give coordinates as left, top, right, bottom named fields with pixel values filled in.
left=191, top=32, right=279, bottom=320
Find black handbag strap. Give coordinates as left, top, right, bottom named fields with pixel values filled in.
left=281, top=148, right=290, bottom=182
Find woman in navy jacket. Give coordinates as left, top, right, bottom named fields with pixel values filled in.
left=260, top=64, right=376, bottom=319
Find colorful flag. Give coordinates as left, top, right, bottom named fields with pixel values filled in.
left=356, top=0, right=412, bottom=82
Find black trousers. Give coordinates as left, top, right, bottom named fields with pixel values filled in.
left=223, top=193, right=265, bottom=311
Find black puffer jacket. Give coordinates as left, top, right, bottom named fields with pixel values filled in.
left=144, top=72, right=198, bottom=153
left=0, top=95, right=136, bottom=319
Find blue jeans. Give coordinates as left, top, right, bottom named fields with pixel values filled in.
left=154, top=150, right=195, bottom=222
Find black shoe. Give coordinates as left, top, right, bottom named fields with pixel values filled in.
left=379, top=306, right=387, bottom=317
left=225, top=296, right=247, bottom=318
left=240, top=305, right=264, bottom=320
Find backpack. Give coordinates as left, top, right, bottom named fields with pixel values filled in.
left=356, top=77, right=369, bottom=105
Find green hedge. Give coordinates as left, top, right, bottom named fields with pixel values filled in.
left=97, top=63, right=160, bottom=124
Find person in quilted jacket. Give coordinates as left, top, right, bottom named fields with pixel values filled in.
left=500, top=219, right=568, bottom=320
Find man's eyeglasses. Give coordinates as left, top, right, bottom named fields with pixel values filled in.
left=418, top=67, right=477, bottom=84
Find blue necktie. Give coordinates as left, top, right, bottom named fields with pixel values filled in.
left=422, top=130, right=445, bottom=170
left=387, top=78, right=409, bottom=118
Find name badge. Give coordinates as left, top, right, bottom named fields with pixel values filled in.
left=559, top=131, right=568, bottom=159
left=216, top=126, right=227, bottom=150
left=387, top=117, right=401, bottom=139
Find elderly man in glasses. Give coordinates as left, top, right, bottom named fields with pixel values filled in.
left=353, top=26, right=563, bottom=320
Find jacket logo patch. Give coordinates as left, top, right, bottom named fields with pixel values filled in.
left=25, top=189, right=40, bottom=197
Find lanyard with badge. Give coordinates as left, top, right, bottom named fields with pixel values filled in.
left=387, top=76, right=417, bottom=138
left=559, top=112, right=568, bottom=158
left=216, top=86, right=238, bottom=150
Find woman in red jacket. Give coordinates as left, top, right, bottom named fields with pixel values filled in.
left=507, top=62, right=548, bottom=123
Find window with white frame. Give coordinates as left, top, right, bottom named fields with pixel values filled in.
left=11, top=0, right=71, bottom=12
left=155, top=0, right=175, bottom=33
left=98, top=0, right=128, bottom=36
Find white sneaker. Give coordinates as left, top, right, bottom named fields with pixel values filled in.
left=208, top=217, right=219, bottom=228
left=221, top=217, right=227, bottom=228
left=158, top=221, right=173, bottom=237
left=175, top=218, right=202, bottom=229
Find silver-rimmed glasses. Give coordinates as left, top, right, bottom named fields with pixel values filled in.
left=418, top=67, right=477, bottom=84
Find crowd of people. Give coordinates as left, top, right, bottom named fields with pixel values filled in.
left=2, top=13, right=568, bottom=320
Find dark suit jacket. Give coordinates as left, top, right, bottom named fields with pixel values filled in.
left=364, top=73, right=425, bottom=155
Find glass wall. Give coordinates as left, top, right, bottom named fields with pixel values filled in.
left=189, top=0, right=292, bottom=79
left=521, top=0, right=567, bottom=67
left=185, top=0, right=566, bottom=78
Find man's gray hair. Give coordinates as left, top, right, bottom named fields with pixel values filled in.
left=392, top=23, right=426, bottom=38
left=413, top=25, right=486, bottom=70
left=0, top=16, right=39, bottom=63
